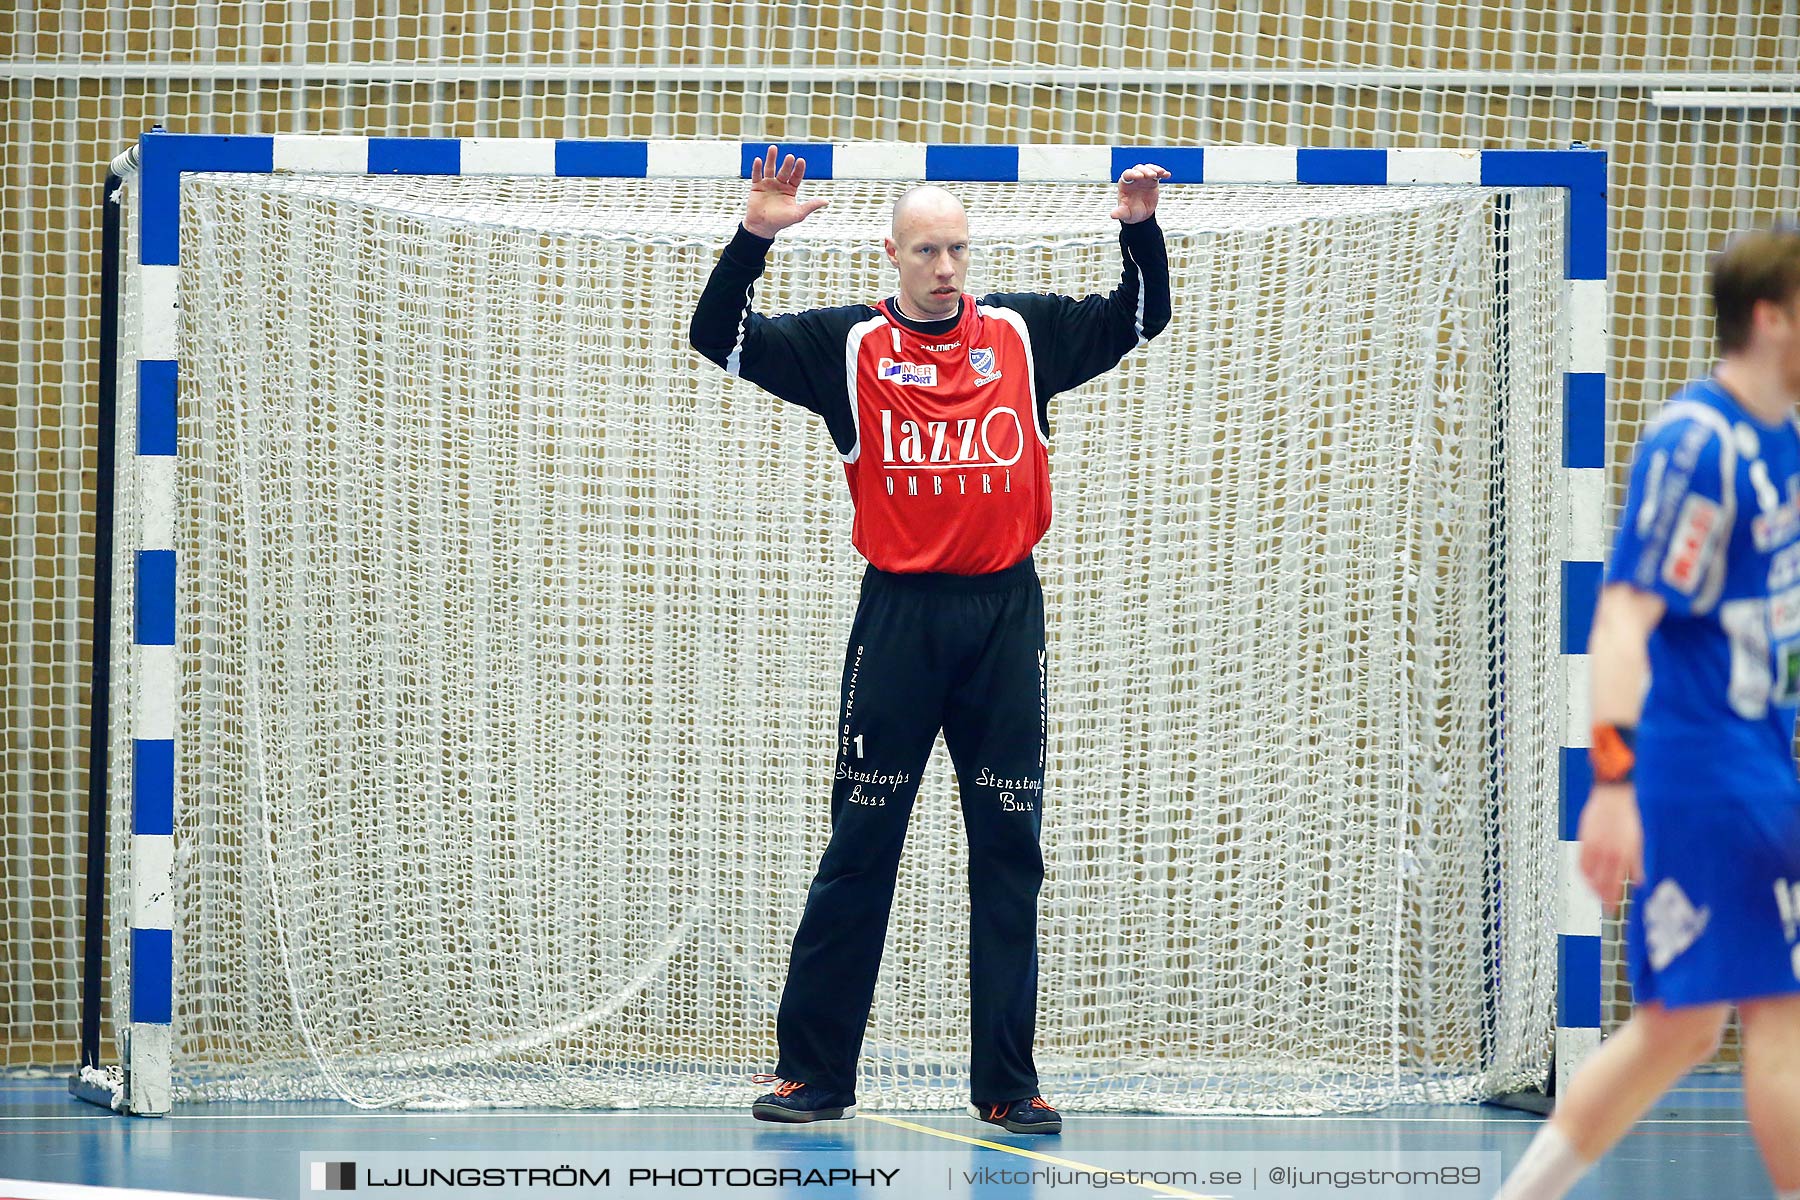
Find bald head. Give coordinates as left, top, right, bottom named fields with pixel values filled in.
left=891, top=185, right=967, bottom=242
left=884, top=185, right=972, bottom=321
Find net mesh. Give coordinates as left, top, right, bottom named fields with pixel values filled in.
left=94, top=172, right=1565, bottom=1111
left=6, top=0, right=1796, bottom=1079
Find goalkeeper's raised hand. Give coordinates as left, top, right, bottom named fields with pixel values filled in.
left=1110, top=163, right=1170, bottom=224
left=744, top=146, right=831, bottom=238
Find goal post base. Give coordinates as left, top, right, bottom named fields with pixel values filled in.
left=68, top=1066, right=124, bottom=1113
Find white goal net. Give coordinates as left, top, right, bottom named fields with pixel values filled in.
left=105, top=170, right=1564, bottom=1112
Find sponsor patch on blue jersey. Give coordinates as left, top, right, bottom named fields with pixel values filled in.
left=1754, top=478, right=1800, bottom=550
left=1660, top=494, right=1724, bottom=595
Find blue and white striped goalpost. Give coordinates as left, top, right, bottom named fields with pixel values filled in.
left=92, top=132, right=1608, bottom=1115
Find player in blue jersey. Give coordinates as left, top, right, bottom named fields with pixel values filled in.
left=1499, top=228, right=1800, bottom=1200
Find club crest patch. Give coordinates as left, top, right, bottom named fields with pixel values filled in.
left=970, top=347, right=998, bottom=379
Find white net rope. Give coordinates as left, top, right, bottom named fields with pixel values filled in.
left=8, top=0, right=1792, bottom=1080
left=104, top=172, right=1565, bottom=1111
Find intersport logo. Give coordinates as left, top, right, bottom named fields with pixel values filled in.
left=877, top=358, right=938, bottom=386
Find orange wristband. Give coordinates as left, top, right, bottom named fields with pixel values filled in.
left=1589, top=723, right=1636, bottom=784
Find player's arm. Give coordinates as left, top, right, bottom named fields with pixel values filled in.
left=688, top=148, right=860, bottom=454
left=1580, top=583, right=1664, bottom=914
left=983, top=164, right=1172, bottom=430
left=1580, top=417, right=1731, bottom=912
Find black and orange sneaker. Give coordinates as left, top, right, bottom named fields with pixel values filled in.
left=751, top=1076, right=857, bottom=1123
left=970, top=1095, right=1062, bottom=1135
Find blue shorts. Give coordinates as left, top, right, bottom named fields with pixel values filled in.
left=1628, top=793, right=1800, bottom=1009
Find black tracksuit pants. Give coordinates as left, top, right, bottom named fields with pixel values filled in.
left=774, top=556, right=1047, bottom=1106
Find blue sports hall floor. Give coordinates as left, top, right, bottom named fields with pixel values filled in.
left=0, top=1072, right=1769, bottom=1200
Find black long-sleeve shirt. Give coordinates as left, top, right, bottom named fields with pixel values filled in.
left=689, top=218, right=1172, bottom=455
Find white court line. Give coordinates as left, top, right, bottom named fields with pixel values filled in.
left=861, top=1112, right=1226, bottom=1200
left=0, top=1181, right=243, bottom=1200
left=879, top=1114, right=1750, bottom=1127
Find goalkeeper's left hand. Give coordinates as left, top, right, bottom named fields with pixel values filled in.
left=1111, top=163, right=1170, bottom=224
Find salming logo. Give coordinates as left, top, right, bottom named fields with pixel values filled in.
left=1644, top=879, right=1710, bottom=970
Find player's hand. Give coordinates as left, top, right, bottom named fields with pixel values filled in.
left=744, top=146, right=830, bottom=238
left=1577, top=782, right=1643, bottom=915
left=1111, top=163, right=1170, bottom=224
